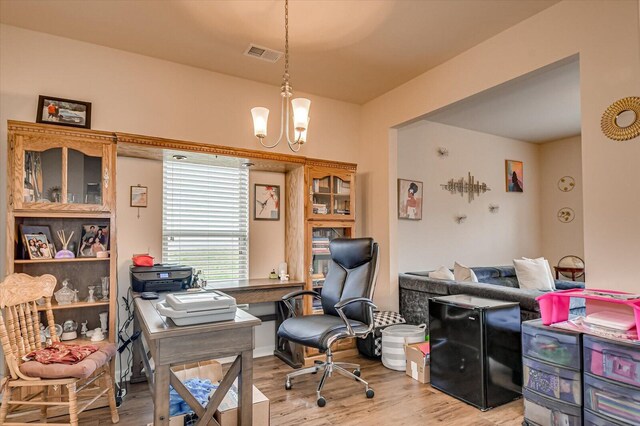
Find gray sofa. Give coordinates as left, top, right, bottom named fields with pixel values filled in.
left=399, top=266, right=585, bottom=328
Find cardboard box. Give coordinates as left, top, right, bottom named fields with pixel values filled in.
left=405, top=342, right=430, bottom=384
left=148, top=360, right=270, bottom=426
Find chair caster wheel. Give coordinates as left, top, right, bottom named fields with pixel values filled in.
left=366, top=389, right=375, bottom=398
left=317, top=397, right=326, bottom=407
left=353, top=369, right=361, bottom=378
left=285, top=381, right=292, bottom=390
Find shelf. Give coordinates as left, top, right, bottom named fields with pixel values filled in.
left=60, top=335, right=113, bottom=347
left=15, top=257, right=110, bottom=265
left=38, top=300, right=110, bottom=311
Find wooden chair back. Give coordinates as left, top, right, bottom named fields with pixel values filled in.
left=0, top=273, right=58, bottom=380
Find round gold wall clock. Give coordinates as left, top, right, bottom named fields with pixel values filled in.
left=601, top=96, right=640, bottom=141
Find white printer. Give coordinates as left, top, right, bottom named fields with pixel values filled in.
left=156, top=291, right=237, bottom=326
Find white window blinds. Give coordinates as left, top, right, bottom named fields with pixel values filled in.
left=162, top=159, right=249, bottom=282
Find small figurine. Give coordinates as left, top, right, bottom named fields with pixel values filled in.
left=87, top=286, right=96, bottom=303
left=90, top=327, right=105, bottom=342
left=80, top=321, right=88, bottom=336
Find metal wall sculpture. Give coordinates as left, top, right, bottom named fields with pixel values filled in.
left=440, top=172, right=491, bottom=203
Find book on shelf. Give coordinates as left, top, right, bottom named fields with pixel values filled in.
left=313, top=179, right=330, bottom=193
left=312, top=203, right=328, bottom=214
left=334, top=179, right=350, bottom=195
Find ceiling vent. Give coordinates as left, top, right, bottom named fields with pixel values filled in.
left=244, top=44, right=283, bottom=63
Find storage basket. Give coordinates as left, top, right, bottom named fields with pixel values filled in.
left=381, top=323, right=426, bottom=371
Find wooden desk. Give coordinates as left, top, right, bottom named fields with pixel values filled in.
left=133, top=296, right=261, bottom=426
left=204, top=278, right=305, bottom=368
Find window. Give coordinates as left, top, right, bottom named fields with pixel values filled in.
left=163, top=158, right=249, bottom=282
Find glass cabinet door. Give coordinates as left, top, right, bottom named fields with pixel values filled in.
left=310, top=174, right=331, bottom=216
left=67, top=149, right=103, bottom=205
left=23, top=148, right=63, bottom=203
left=307, top=168, right=355, bottom=219
left=332, top=175, right=351, bottom=215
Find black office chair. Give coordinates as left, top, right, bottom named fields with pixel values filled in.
left=277, top=237, right=379, bottom=407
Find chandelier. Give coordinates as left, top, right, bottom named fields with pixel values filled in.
left=251, top=0, right=310, bottom=152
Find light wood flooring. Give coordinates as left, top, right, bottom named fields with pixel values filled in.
left=53, top=355, right=525, bottom=425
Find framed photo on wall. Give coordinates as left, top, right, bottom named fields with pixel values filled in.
left=36, top=95, right=92, bottom=129
left=505, top=160, right=524, bottom=192
left=254, top=184, right=280, bottom=220
left=398, top=179, right=423, bottom=220
left=130, top=185, right=148, bottom=207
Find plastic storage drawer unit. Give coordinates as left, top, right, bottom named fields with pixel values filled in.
left=523, top=356, right=582, bottom=404
left=584, top=335, right=640, bottom=388
left=522, top=320, right=581, bottom=369
left=584, top=373, right=640, bottom=425
left=523, top=388, right=582, bottom=426
left=584, top=408, right=628, bottom=426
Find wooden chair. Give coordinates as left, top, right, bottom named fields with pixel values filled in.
left=0, top=273, right=119, bottom=425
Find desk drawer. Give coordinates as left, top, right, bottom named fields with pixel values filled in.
left=584, top=373, right=640, bottom=425
left=522, top=320, right=581, bottom=368
left=584, top=335, right=640, bottom=388
left=523, top=356, right=581, bottom=405
left=523, top=388, right=581, bottom=426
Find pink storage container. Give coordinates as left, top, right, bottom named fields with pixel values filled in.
left=584, top=335, right=640, bottom=388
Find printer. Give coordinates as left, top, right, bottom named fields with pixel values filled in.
left=130, top=264, right=193, bottom=293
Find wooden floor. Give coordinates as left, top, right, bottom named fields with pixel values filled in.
left=53, top=355, right=524, bottom=425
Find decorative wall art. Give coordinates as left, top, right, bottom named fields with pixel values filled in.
left=488, top=204, right=500, bottom=214
left=437, top=147, right=449, bottom=158
left=398, top=179, right=423, bottom=220
left=505, top=160, right=524, bottom=192
left=557, top=176, right=575, bottom=192
left=440, top=172, right=491, bottom=203
left=557, top=207, right=575, bottom=223
left=130, top=185, right=148, bottom=208
left=601, top=96, right=640, bottom=141
left=36, top=95, right=92, bottom=129
left=254, top=184, right=280, bottom=220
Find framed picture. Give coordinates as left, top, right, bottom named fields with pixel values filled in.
left=24, top=234, right=53, bottom=260
left=398, top=179, right=423, bottom=220
left=254, top=184, right=280, bottom=220
left=130, top=186, right=148, bottom=207
left=36, top=95, right=92, bottom=129
left=19, top=225, right=56, bottom=259
left=77, top=224, right=109, bottom=257
left=505, top=160, right=524, bottom=192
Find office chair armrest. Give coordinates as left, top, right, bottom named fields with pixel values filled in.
left=334, top=297, right=378, bottom=336
left=281, top=290, right=321, bottom=318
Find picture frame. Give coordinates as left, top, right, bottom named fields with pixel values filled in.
left=398, top=179, right=423, bottom=220
left=77, top=224, right=109, bottom=257
left=36, top=95, right=92, bottom=129
left=254, top=184, right=280, bottom=220
left=19, top=225, right=56, bottom=259
left=24, top=234, right=53, bottom=260
left=130, top=185, right=148, bottom=208
left=505, top=160, right=524, bottom=192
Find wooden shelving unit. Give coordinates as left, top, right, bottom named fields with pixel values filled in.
left=14, top=257, right=110, bottom=264
left=37, top=300, right=111, bottom=312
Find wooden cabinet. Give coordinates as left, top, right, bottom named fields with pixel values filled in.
left=6, top=121, right=117, bottom=417
left=9, top=122, right=115, bottom=212
left=306, top=166, right=354, bottom=220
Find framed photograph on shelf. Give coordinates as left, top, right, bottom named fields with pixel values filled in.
left=505, top=160, right=524, bottom=192
left=130, top=185, right=148, bottom=208
left=398, top=179, right=423, bottom=220
left=19, top=225, right=56, bottom=259
left=36, top=95, right=92, bottom=129
left=77, top=224, right=109, bottom=257
left=254, top=184, right=280, bottom=220
left=23, top=234, right=53, bottom=260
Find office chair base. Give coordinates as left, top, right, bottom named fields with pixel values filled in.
left=285, top=351, right=374, bottom=406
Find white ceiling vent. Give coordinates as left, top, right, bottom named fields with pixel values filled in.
left=244, top=44, right=283, bottom=63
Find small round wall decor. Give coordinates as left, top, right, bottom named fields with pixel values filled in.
left=557, top=176, right=575, bottom=192
left=557, top=207, right=575, bottom=223
left=601, top=96, right=640, bottom=141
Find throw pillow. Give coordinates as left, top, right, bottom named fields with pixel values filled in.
left=428, top=266, right=455, bottom=280
left=522, top=257, right=556, bottom=290
left=513, top=258, right=555, bottom=291
left=453, top=262, right=478, bottom=282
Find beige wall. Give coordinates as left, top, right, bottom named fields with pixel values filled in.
left=361, top=0, right=640, bottom=309
left=397, top=121, right=542, bottom=273
left=540, top=136, right=584, bottom=269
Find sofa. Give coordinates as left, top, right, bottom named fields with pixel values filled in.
left=399, top=266, right=585, bottom=328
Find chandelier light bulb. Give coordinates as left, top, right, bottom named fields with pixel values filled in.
left=251, top=107, right=269, bottom=138
left=291, top=98, right=311, bottom=131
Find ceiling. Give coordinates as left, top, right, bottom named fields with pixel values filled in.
left=423, top=57, right=581, bottom=143
left=0, top=0, right=559, bottom=104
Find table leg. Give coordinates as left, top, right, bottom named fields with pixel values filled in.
left=239, top=350, right=253, bottom=426
left=154, top=364, right=170, bottom=426
left=131, top=313, right=145, bottom=383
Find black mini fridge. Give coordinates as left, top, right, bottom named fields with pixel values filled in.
left=429, top=294, right=522, bottom=410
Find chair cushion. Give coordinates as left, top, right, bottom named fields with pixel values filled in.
left=278, top=315, right=368, bottom=352
left=20, top=343, right=116, bottom=379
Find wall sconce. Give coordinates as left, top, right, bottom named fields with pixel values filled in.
left=489, top=204, right=500, bottom=214
left=455, top=214, right=467, bottom=224
left=437, top=147, right=449, bottom=158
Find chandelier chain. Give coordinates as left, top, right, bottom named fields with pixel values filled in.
left=283, top=0, right=289, bottom=83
